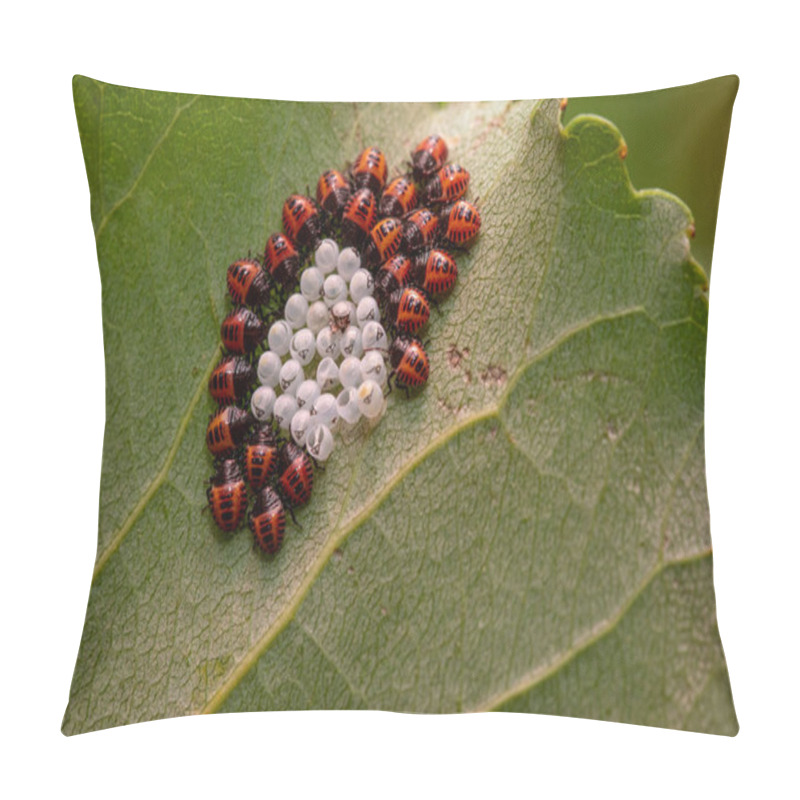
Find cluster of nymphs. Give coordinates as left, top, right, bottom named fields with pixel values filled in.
left=206, top=134, right=481, bottom=554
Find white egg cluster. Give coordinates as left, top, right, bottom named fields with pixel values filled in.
left=250, top=238, right=389, bottom=463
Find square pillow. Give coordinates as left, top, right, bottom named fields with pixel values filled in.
left=63, top=75, right=738, bottom=735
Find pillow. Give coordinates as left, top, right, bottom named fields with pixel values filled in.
left=63, top=75, right=738, bottom=735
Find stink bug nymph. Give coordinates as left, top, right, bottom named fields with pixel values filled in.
left=221, top=307, right=268, bottom=355
left=277, top=441, right=314, bottom=509
left=439, top=199, right=481, bottom=247
left=316, top=169, right=351, bottom=217
left=243, top=424, right=279, bottom=492
left=206, top=406, right=254, bottom=457
left=249, top=486, right=287, bottom=554
left=282, top=194, right=322, bottom=249
left=411, top=134, right=448, bottom=181
left=341, top=188, right=378, bottom=248
left=374, top=254, right=413, bottom=304
left=401, top=208, right=439, bottom=253
left=352, top=146, right=388, bottom=195
left=412, top=249, right=458, bottom=298
left=423, top=163, right=470, bottom=206
left=264, top=233, right=301, bottom=291
left=363, top=217, right=404, bottom=268
left=226, top=258, right=272, bottom=307
left=386, top=285, right=431, bottom=335
left=389, top=335, right=430, bottom=393
left=207, top=458, right=248, bottom=533
left=379, top=175, right=418, bottom=218
left=208, top=355, right=256, bottom=406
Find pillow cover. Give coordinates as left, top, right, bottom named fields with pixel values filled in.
left=63, top=75, right=738, bottom=735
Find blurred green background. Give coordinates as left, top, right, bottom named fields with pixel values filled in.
left=566, top=76, right=738, bottom=274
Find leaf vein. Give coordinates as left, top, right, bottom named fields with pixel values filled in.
left=471, top=548, right=713, bottom=712
left=95, top=95, right=199, bottom=239
left=91, top=344, right=221, bottom=583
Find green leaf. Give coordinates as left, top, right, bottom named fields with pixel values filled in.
left=63, top=77, right=737, bottom=735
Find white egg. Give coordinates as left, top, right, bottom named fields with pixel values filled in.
left=284, top=293, right=310, bottom=329
left=356, top=295, right=380, bottom=328
left=337, top=246, right=362, bottom=282
left=278, top=359, right=304, bottom=396
left=289, top=327, right=316, bottom=366
left=300, top=267, right=325, bottom=302
left=250, top=386, right=276, bottom=422
left=315, top=238, right=340, bottom=274
left=316, top=326, right=341, bottom=360
left=339, top=356, right=364, bottom=388
left=323, top=274, right=348, bottom=307
left=306, top=300, right=330, bottom=334
left=290, top=408, right=312, bottom=446
left=273, top=394, right=298, bottom=430
left=268, top=319, right=293, bottom=356
left=360, top=349, right=387, bottom=386
left=295, top=379, right=321, bottom=410
left=357, top=379, right=384, bottom=419
left=349, top=268, right=374, bottom=303
left=257, top=351, right=282, bottom=387
left=360, top=320, right=388, bottom=355
left=340, top=325, right=363, bottom=358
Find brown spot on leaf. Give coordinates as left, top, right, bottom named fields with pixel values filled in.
left=480, top=364, right=507, bottom=387
left=437, top=396, right=462, bottom=415
left=447, top=344, right=468, bottom=369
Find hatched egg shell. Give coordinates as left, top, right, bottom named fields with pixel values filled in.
left=316, top=357, right=340, bottom=393
left=306, top=423, right=335, bottom=462
left=336, top=387, right=362, bottom=425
